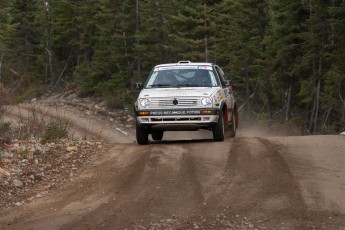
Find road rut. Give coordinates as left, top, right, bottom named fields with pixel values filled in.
left=1, top=105, right=345, bottom=229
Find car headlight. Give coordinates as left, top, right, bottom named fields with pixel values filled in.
left=201, top=97, right=212, bottom=107
left=139, top=98, right=151, bottom=108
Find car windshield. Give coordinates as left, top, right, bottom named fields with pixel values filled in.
left=144, top=66, right=219, bottom=88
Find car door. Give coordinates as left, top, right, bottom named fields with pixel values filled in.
left=214, top=66, right=234, bottom=110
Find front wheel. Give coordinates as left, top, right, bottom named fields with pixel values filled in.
left=213, top=112, right=225, bottom=141
left=136, top=122, right=148, bottom=145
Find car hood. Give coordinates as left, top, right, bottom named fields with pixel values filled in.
left=139, top=87, right=220, bottom=98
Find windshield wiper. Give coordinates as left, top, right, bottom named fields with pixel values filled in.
left=149, top=84, right=172, bottom=88
left=176, top=84, right=200, bottom=87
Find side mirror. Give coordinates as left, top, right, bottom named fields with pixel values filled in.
left=224, top=79, right=235, bottom=91
left=135, top=82, right=143, bottom=89
left=224, top=79, right=232, bottom=86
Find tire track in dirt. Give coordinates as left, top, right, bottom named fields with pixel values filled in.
left=58, top=145, right=155, bottom=230
left=110, top=146, right=153, bottom=192
left=59, top=143, right=206, bottom=229
left=205, top=137, right=306, bottom=212
left=256, top=138, right=345, bottom=229
left=176, top=150, right=205, bottom=205
left=255, top=137, right=307, bottom=213
left=2, top=125, right=345, bottom=230
left=188, top=137, right=306, bottom=229
left=201, top=137, right=345, bottom=229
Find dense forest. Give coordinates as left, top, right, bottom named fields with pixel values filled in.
left=0, top=0, right=344, bottom=134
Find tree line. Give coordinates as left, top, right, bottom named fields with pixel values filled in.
left=0, top=0, right=344, bottom=134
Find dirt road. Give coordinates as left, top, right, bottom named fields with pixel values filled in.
left=1, top=105, right=345, bottom=229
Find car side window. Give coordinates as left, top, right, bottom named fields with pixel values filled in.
left=214, top=66, right=226, bottom=88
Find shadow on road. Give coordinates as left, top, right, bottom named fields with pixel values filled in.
left=149, top=138, right=214, bottom=145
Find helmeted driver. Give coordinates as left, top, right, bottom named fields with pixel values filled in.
left=193, top=70, right=211, bottom=86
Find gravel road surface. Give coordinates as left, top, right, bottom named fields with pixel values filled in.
left=1, top=103, right=345, bottom=230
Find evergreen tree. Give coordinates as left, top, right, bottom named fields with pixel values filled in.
left=0, top=0, right=12, bottom=48
left=215, top=0, right=269, bottom=121
left=326, top=0, right=345, bottom=131
left=169, top=0, right=217, bottom=62
left=0, top=0, right=344, bottom=131
left=268, top=0, right=308, bottom=121
left=79, top=0, right=137, bottom=107
left=5, top=0, right=45, bottom=96
left=298, top=0, right=332, bottom=133
left=0, top=0, right=13, bottom=83
left=135, top=0, right=174, bottom=71
left=50, top=0, right=94, bottom=75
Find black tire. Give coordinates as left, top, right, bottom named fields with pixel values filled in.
left=152, top=131, right=164, bottom=141
left=229, top=111, right=236, bottom=138
left=224, top=111, right=230, bottom=131
left=213, top=112, right=225, bottom=141
left=136, top=122, right=148, bottom=145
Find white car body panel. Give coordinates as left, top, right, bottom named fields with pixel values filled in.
left=134, top=61, right=237, bottom=143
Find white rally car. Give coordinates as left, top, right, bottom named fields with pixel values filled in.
left=134, top=61, right=238, bottom=144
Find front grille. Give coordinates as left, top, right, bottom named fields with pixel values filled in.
left=150, top=97, right=200, bottom=108
left=151, top=117, right=202, bottom=122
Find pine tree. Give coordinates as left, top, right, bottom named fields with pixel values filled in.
left=215, top=0, right=269, bottom=121
left=169, top=0, right=217, bottom=62
left=0, top=0, right=13, bottom=83
left=326, top=0, right=345, bottom=131
left=5, top=0, right=46, bottom=96
left=298, top=0, right=332, bottom=133
left=43, top=0, right=100, bottom=90
left=78, top=0, right=137, bottom=107
left=135, top=0, right=174, bottom=71
left=268, top=0, right=308, bottom=121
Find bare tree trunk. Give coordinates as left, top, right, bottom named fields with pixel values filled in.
left=46, top=2, right=53, bottom=89
left=309, top=99, right=316, bottom=132
left=285, top=82, right=292, bottom=121
left=53, top=53, right=72, bottom=89
left=204, top=3, right=208, bottom=62
left=322, top=103, right=333, bottom=133
left=44, top=54, right=48, bottom=87
left=45, top=48, right=53, bottom=88
left=267, top=100, right=272, bottom=126
left=136, top=0, right=139, bottom=31
left=245, top=67, right=250, bottom=120
left=308, top=0, right=316, bottom=133
left=313, top=56, right=322, bottom=133
left=136, top=0, right=141, bottom=79
left=0, top=53, right=3, bottom=82
left=309, top=56, right=316, bottom=133
left=340, top=91, right=345, bottom=122
left=25, top=31, right=29, bottom=72
left=204, top=33, right=208, bottom=62
left=304, top=103, right=310, bottom=134
left=121, top=19, right=129, bottom=66
left=156, top=0, right=166, bottom=62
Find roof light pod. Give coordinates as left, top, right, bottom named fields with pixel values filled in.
left=178, top=61, right=191, bottom=64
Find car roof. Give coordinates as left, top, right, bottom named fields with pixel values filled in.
left=155, top=61, right=214, bottom=68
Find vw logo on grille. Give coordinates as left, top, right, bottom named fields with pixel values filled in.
left=173, top=99, right=178, bottom=105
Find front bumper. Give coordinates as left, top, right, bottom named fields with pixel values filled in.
left=135, top=108, right=220, bottom=129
